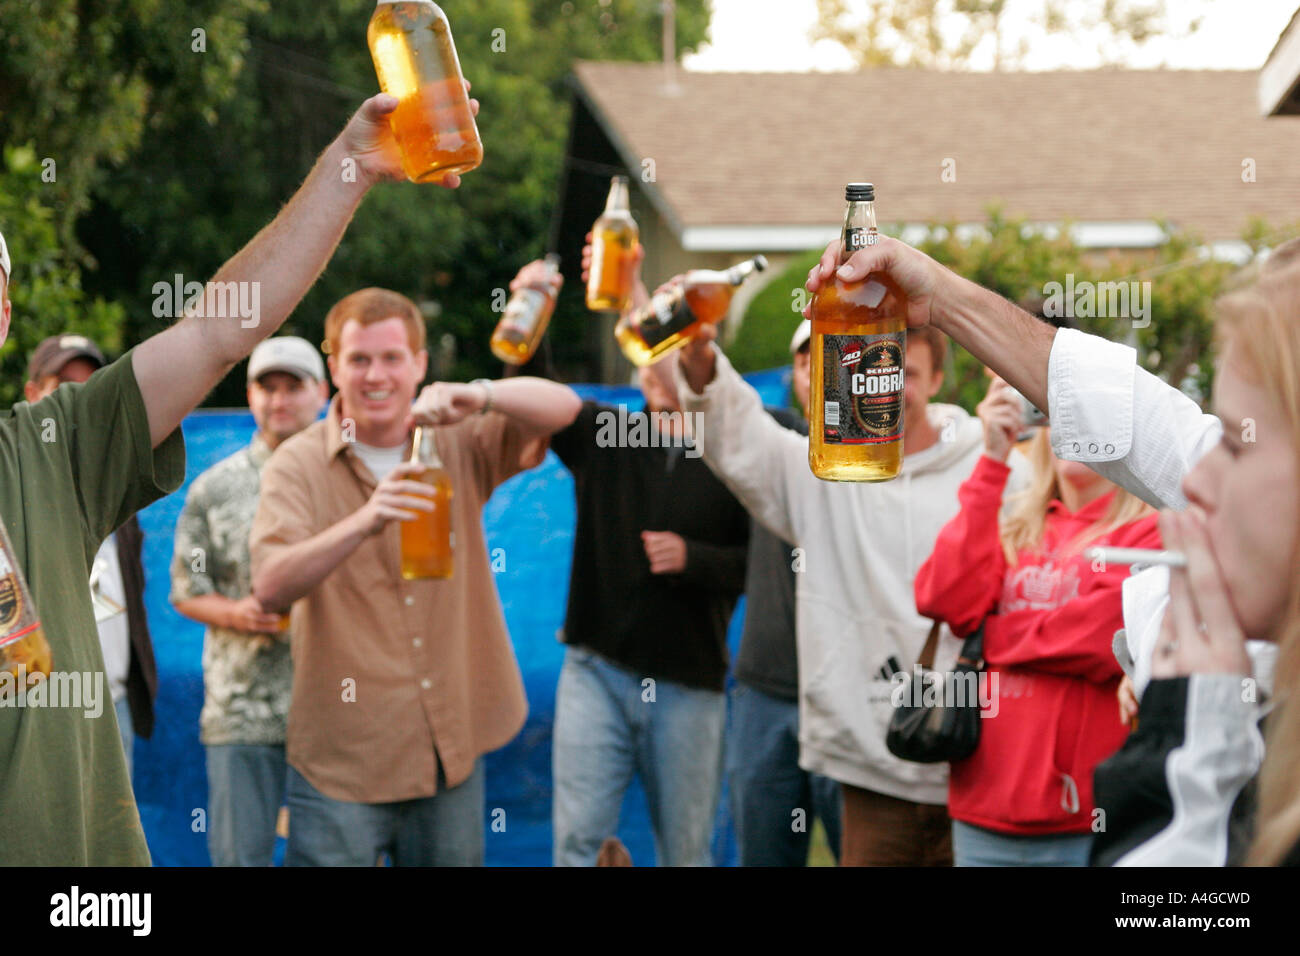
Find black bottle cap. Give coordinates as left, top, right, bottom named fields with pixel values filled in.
left=846, top=183, right=875, bottom=201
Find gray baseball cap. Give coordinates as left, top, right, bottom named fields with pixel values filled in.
left=247, top=336, right=325, bottom=384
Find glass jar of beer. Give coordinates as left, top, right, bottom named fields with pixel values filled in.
left=400, top=427, right=454, bottom=579
left=586, top=176, right=639, bottom=312
left=368, top=1, right=483, bottom=185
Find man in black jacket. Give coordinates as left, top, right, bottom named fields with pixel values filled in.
left=726, top=320, right=841, bottom=866
left=24, top=334, right=158, bottom=774
left=512, top=257, right=749, bottom=866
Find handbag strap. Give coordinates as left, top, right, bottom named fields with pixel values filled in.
left=916, top=619, right=942, bottom=670
left=917, top=619, right=986, bottom=671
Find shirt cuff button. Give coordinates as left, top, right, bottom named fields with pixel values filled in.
left=420, top=678, right=432, bottom=690
left=1104, top=443, right=1115, bottom=454
left=1088, top=442, right=1099, bottom=454
left=404, top=596, right=415, bottom=606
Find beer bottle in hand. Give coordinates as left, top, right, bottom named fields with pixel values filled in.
left=615, top=256, right=768, bottom=367
left=400, top=427, right=454, bottom=579
left=368, top=1, right=483, bottom=185
left=586, top=177, right=639, bottom=312
left=0, top=518, right=52, bottom=696
left=491, top=254, right=561, bottom=365
left=808, top=183, right=907, bottom=482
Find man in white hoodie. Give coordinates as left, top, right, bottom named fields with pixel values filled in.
left=677, top=322, right=1028, bottom=865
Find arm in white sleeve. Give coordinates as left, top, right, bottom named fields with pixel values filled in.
left=676, top=346, right=806, bottom=545
left=1047, top=328, right=1222, bottom=510
left=1093, top=675, right=1263, bottom=867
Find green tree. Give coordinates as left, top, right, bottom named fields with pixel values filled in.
left=70, top=0, right=710, bottom=404
left=0, top=145, right=125, bottom=407
left=811, top=0, right=1196, bottom=70
left=0, top=0, right=267, bottom=254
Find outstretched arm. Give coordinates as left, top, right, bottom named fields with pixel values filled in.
left=134, top=89, right=477, bottom=447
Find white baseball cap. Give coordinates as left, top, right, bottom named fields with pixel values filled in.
left=0, top=228, right=11, bottom=286
left=247, top=336, right=325, bottom=383
left=789, top=319, right=811, bottom=355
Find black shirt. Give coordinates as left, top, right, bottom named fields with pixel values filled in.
left=550, top=400, right=749, bottom=692
left=733, top=406, right=807, bottom=701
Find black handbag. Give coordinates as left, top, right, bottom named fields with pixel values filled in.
left=885, top=619, right=986, bottom=764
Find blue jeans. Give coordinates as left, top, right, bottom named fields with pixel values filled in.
left=952, top=820, right=1093, bottom=866
left=114, top=696, right=134, bottom=780
left=285, top=759, right=484, bottom=867
left=552, top=646, right=725, bottom=866
left=206, top=744, right=288, bottom=867
left=726, top=681, right=842, bottom=866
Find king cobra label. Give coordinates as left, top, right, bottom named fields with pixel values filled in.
left=821, top=331, right=905, bottom=444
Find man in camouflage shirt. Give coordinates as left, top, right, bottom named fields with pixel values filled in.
left=171, top=337, right=327, bottom=866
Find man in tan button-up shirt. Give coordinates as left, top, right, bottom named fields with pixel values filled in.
left=250, top=287, right=580, bottom=866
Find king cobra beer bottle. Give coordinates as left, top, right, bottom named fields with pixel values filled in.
left=368, top=1, right=483, bottom=185
left=586, top=177, right=639, bottom=312
left=400, top=427, right=454, bottom=579
left=491, top=254, right=561, bottom=365
left=0, top=518, right=53, bottom=692
left=615, top=256, right=768, bottom=367
left=808, top=183, right=907, bottom=481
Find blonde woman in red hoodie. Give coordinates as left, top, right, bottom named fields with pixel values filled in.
left=914, top=378, right=1159, bottom=866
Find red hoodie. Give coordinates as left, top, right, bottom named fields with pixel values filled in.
left=913, top=455, right=1160, bottom=835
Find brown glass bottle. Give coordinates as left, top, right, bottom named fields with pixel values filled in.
left=368, top=1, right=483, bottom=185
left=491, top=255, right=561, bottom=365
left=809, top=183, right=907, bottom=482
left=586, top=177, right=639, bottom=312
left=615, top=256, right=768, bottom=367
left=399, top=427, right=454, bottom=579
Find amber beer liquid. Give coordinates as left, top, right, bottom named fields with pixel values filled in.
left=491, top=254, right=561, bottom=365
left=0, top=519, right=53, bottom=691
left=615, top=256, right=768, bottom=366
left=400, top=427, right=454, bottom=579
left=586, top=177, right=639, bottom=312
left=809, top=183, right=907, bottom=482
left=368, top=1, right=483, bottom=185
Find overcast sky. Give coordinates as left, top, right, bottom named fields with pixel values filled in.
left=683, top=0, right=1299, bottom=72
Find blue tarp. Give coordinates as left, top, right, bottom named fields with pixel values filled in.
left=133, top=366, right=794, bottom=866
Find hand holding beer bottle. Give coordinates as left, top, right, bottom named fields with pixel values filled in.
left=355, top=461, right=437, bottom=538
left=341, top=84, right=479, bottom=189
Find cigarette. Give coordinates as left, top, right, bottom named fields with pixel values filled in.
left=1086, top=546, right=1187, bottom=568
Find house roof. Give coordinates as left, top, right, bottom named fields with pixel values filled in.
left=571, top=62, right=1300, bottom=250
left=1261, top=6, right=1300, bottom=115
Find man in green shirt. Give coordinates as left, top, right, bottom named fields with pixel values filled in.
left=0, top=87, right=478, bottom=865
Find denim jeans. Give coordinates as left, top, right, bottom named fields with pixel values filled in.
left=206, top=743, right=288, bottom=867
left=952, top=819, right=1093, bottom=866
left=552, top=646, right=725, bottom=867
left=114, top=695, right=134, bottom=780
left=726, top=681, right=842, bottom=866
left=284, top=759, right=484, bottom=867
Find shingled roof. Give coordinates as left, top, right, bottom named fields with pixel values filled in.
left=571, top=61, right=1300, bottom=250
